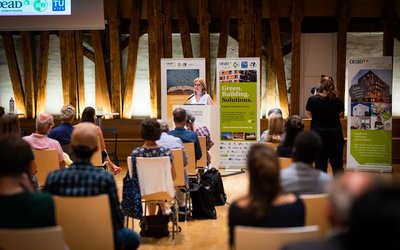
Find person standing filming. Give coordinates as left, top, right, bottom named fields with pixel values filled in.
left=187, top=77, right=213, bottom=105
left=306, top=76, right=344, bottom=175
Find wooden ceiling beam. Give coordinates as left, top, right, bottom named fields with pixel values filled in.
left=21, top=31, right=35, bottom=118
left=36, top=31, right=49, bottom=115
left=74, top=31, right=85, bottom=116
left=383, top=0, right=395, bottom=56
left=199, top=0, right=211, bottom=89
left=290, top=0, right=302, bottom=116
left=176, top=0, right=193, bottom=58
left=336, top=0, right=349, bottom=100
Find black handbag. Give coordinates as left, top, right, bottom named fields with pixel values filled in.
left=139, top=214, right=170, bottom=237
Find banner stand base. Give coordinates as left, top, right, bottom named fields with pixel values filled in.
left=346, top=167, right=392, bottom=173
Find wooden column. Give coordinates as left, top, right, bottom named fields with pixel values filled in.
left=268, top=0, right=289, bottom=117
left=1, top=32, right=26, bottom=115
left=237, top=0, right=247, bottom=57
left=108, top=0, right=122, bottom=116
left=383, top=0, right=395, bottom=56
left=36, top=31, right=49, bottom=115
left=74, top=31, right=85, bottom=116
left=60, top=31, right=70, bottom=105
left=21, top=32, right=35, bottom=118
left=148, top=0, right=163, bottom=117
left=91, top=30, right=112, bottom=113
left=176, top=0, right=193, bottom=58
left=68, top=32, right=78, bottom=109
left=336, top=0, right=349, bottom=99
left=122, top=0, right=142, bottom=119
left=163, top=0, right=172, bottom=58
left=265, top=31, right=277, bottom=116
left=290, top=0, right=302, bottom=115
left=199, top=0, right=211, bottom=88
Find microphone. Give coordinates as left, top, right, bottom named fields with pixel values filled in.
left=186, top=93, right=195, bottom=101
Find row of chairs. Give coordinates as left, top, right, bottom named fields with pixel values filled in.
left=0, top=195, right=114, bottom=250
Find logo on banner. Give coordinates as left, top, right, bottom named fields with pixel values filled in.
left=233, top=61, right=239, bottom=68
left=241, top=61, right=248, bottom=68
left=250, top=62, right=257, bottom=68
left=349, top=59, right=369, bottom=64
left=52, top=0, right=65, bottom=11
left=34, top=0, right=47, bottom=12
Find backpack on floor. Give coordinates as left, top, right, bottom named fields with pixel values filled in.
left=200, top=168, right=227, bottom=206
left=190, top=182, right=217, bottom=219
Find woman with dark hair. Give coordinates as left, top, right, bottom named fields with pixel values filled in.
left=0, top=113, right=21, bottom=136
left=129, top=118, right=176, bottom=216
left=0, top=134, right=55, bottom=228
left=277, top=115, right=304, bottom=157
left=81, top=107, right=121, bottom=174
left=306, top=76, right=344, bottom=175
left=228, top=144, right=304, bottom=246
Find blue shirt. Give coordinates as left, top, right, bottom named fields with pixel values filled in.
left=48, top=122, right=74, bottom=145
left=169, top=127, right=202, bottom=160
left=156, top=132, right=188, bottom=166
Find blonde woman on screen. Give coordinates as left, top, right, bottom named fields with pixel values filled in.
left=186, top=77, right=213, bottom=105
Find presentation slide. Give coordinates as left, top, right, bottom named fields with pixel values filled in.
left=0, top=0, right=71, bottom=16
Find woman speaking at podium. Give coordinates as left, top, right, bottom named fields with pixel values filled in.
left=186, top=77, right=214, bottom=105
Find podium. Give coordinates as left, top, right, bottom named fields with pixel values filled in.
left=172, top=104, right=220, bottom=168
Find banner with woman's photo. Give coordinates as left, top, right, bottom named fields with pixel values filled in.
left=347, top=57, right=392, bottom=172
left=161, top=58, right=205, bottom=126
left=216, top=58, right=260, bottom=170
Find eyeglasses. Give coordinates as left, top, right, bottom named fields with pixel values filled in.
left=194, top=83, right=202, bottom=86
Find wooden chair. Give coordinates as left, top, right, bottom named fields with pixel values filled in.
left=196, top=136, right=207, bottom=168
left=0, top=226, right=66, bottom=250
left=184, top=142, right=197, bottom=177
left=301, top=194, right=331, bottom=237
left=136, top=156, right=179, bottom=238
left=53, top=195, right=114, bottom=250
left=235, top=225, right=320, bottom=250
left=171, top=148, right=190, bottom=221
left=32, top=149, right=59, bottom=187
left=279, top=157, right=293, bottom=169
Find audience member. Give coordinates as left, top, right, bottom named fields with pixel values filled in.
left=228, top=144, right=304, bottom=246
left=156, top=119, right=188, bottom=166
left=186, top=77, right=213, bottom=105
left=0, top=135, right=55, bottom=228
left=306, top=76, right=344, bottom=175
left=259, top=108, right=284, bottom=143
left=43, top=122, right=140, bottom=250
left=169, top=108, right=202, bottom=160
left=130, top=118, right=176, bottom=216
left=23, top=113, right=65, bottom=168
left=283, top=172, right=377, bottom=250
left=48, top=104, right=75, bottom=153
left=276, top=115, right=304, bottom=157
left=0, top=106, right=4, bottom=117
left=185, top=110, right=214, bottom=165
left=280, top=130, right=331, bottom=194
left=0, top=113, right=21, bottom=136
left=81, top=107, right=122, bottom=174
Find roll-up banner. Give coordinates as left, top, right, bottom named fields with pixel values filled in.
left=347, top=57, right=392, bottom=172
left=161, top=58, right=205, bottom=127
left=216, top=58, right=260, bottom=170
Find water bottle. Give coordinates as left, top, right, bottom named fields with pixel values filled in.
left=9, top=97, right=15, bottom=114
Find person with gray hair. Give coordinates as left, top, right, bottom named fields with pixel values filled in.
left=156, top=119, right=188, bottom=166
left=23, top=112, right=65, bottom=168
left=48, top=105, right=75, bottom=150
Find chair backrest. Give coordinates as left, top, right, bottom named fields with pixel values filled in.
left=53, top=195, right=114, bottom=250
left=33, top=149, right=59, bottom=187
left=300, top=193, right=331, bottom=237
left=171, top=148, right=185, bottom=187
left=261, top=142, right=278, bottom=150
left=183, top=142, right=196, bottom=176
left=136, top=156, right=175, bottom=200
left=235, top=225, right=320, bottom=250
left=196, top=136, right=207, bottom=167
left=279, top=157, right=293, bottom=169
left=90, top=136, right=103, bottom=167
left=0, top=226, right=66, bottom=250
left=127, top=156, right=133, bottom=178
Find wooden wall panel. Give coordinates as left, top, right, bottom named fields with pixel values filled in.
left=1, top=32, right=26, bottom=115
left=122, top=0, right=142, bottom=119
left=36, top=31, right=49, bottom=115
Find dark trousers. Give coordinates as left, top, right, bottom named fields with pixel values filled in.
left=315, top=132, right=344, bottom=176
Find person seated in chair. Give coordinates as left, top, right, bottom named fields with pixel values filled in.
left=228, top=144, right=305, bottom=246
left=0, top=134, right=55, bottom=228
left=280, top=130, right=331, bottom=195
left=43, top=122, right=140, bottom=250
left=48, top=104, right=75, bottom=155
